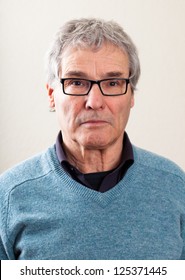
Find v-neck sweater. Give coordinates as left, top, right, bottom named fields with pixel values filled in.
left=0, top=144, right=185, bottom=259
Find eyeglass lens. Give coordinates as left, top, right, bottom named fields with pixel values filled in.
left=63, top=79, right=128, bottom=95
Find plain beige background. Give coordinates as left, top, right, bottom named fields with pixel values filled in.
left=0, top=0, right=185, bottom=173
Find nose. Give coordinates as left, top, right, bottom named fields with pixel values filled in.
left=85, top=84, right=105, bottom=110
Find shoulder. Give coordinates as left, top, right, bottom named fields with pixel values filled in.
left=132, top=145, right=185, bottom=181
left=0, top=145, right=57, bottom=194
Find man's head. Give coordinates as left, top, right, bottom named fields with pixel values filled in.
left=46, top=18, right=140, bottom=92
left=46, top=18, right=140, bottom=156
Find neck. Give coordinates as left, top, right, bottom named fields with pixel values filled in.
left=62, top=138, right=124, bottom=174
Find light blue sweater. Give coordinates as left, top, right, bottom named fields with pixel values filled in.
left=0, top=145, right=185, bottom=260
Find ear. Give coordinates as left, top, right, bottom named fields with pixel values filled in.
left=46, top=84, right=55, bottom=109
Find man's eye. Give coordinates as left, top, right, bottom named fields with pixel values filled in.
left=71, top=80, right=83, bottom=86
left=110, top=81, right=117, bottom=86
left=109, top=80, right=119, bottom=86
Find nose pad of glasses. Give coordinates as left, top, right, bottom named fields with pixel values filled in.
left=88, top=81, right=103, bottom=95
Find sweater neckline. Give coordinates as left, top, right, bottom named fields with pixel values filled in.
left=46, top=145, right=135, bottom=208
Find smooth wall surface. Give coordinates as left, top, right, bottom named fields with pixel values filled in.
left=0, top=0, right=185, bottom=173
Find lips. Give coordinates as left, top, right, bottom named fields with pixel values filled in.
left=83, top=120, right=106, bottom=123
left=80, top=120, right=109, bottom=128
left=76, top=113, right=112, bottom=127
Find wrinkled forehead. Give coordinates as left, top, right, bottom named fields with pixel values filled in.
left=59, top=42, right=130, bottom=77
left=60, top=46, right=129, bottom=80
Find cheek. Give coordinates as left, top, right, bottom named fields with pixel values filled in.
left=55, top=95, right=82, bottom=127
left=115, top=99, right=133, bottom=127
left=63, top=99, right=81, bottom=120
left=130, top=94, right=135, bottom=108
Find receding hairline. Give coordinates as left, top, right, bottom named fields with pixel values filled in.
left=60, top=40, right=129, bottom=58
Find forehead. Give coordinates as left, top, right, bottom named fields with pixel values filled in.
left=60, top=43, right=130, bottom=77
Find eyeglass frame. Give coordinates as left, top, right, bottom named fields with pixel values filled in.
left=60, top=77, right=131, bottom=96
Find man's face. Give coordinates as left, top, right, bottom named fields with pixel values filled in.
left=49, top=43, right=134, bottom=151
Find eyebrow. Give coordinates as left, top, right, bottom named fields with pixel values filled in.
left=64, top=71, right=127, bottom=79
left=64, top=71, right=87, bottom=78
left=103, top=71, right=126, bottom=78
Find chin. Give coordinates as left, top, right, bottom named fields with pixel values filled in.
left=79, top=136, right=112, bottom=150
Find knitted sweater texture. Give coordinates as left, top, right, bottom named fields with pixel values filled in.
left=0, top=145, right=185, bottom=260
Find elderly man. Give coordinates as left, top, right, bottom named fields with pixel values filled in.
left=0, top=18, right=185, bottom=260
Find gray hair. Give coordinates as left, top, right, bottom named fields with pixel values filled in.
left=45, top=18, right=140, bottom=91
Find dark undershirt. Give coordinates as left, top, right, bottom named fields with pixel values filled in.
left=55, top=131, right=134, bottom=192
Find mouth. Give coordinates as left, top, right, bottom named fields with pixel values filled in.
left=81, top=120, right=109, bottom=128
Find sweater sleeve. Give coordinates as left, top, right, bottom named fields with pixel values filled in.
left=180, top=214, right=185, bottom=260
left=0, top=172, right=15, bottom=260
left=0, top=202, right=10, bottom=259
left=0, top=237, right=9, bottom=260
left=0, top=180, right=9, bottom=259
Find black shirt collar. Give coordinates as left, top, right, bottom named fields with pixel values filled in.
left=56, top=131, right=134, bottom=192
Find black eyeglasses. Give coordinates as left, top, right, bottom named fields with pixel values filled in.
left=60, top=78, right=130, bottom=96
